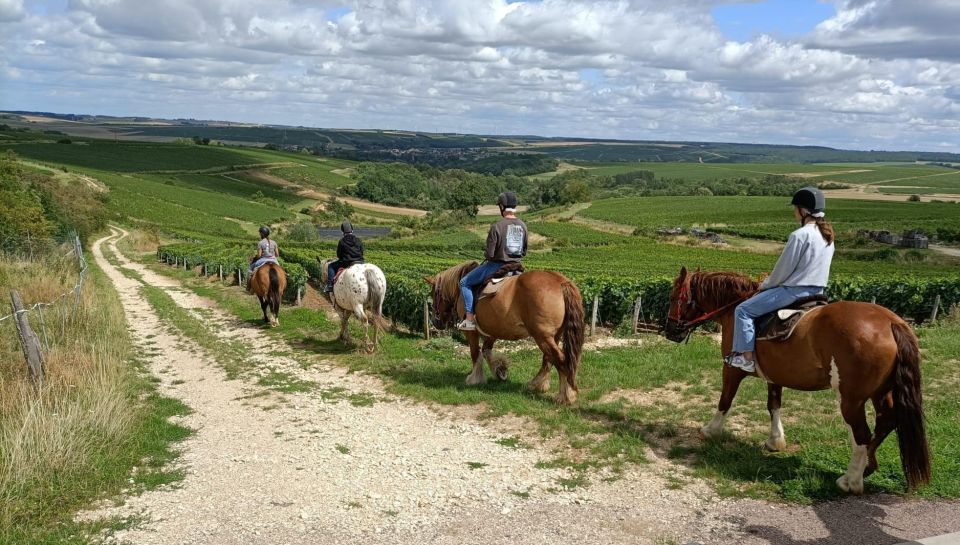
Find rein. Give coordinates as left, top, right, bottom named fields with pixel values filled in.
left=670, top=276, right=753, bottom=341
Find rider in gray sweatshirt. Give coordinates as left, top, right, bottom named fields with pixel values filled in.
left=728, top=187, right=836, bottom=373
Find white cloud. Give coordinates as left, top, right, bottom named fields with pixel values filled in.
left=0, top=0, right=957, bottom=151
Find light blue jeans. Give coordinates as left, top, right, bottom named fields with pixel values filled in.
left=732, top=285, right=824, bottom=353
left=459, top=261, right=504, bottom=314
left=249, top=257, right=278, bottom=273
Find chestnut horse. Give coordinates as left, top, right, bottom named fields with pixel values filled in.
left=664, top=267, right=930, bottom=494
left=425, top=262, right=584, bottom=404
left=249, top=263, right=286, bottom=327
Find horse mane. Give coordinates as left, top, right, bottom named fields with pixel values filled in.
left=436, top=260, right=479, bottom=301
left=690, top=271, right=759, bottom=310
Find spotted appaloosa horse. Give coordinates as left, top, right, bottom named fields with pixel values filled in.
left=664, top=267, right=930, bottom=494
left=425, top=261, right=584, bottom=405
left=249, top=263, right=286, bottom=327
left=319, top=258, right=386, bottom=352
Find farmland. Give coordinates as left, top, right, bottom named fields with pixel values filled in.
left=6, top=121, right=960, bottom=545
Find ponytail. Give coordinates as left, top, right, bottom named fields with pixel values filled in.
left=814, top=217, right=834, bottom=245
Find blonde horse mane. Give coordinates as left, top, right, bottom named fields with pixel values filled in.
left=434, top=260, right=479, bottom=303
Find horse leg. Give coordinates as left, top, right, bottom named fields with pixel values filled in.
left=464, top=331, right=486, bottom=386
left=527, top=353, right=552, bottom=393
left=765, top=384, right=787, bottom=452
left=258, top=295, right=269, bottom=324
left=535, top=336, right=575, bottom=405
left=837, top=396, right=872, bottom=495
left=865, top=391, right=896, bottom=478
left=482, top=337, right=506, bottom=381
left=702, top=365, right=748, bottom=439
left=354, top=304, right=373, bottom=352
left=338, top=310, right=351, bottom=343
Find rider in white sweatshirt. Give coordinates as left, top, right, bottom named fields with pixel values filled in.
left=728, top=187, right=836, bottom=373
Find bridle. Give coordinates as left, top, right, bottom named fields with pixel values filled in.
left=667, top=278, right=750, bottom=342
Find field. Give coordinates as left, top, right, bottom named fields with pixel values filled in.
left=6, top=124, right=960, bottom=521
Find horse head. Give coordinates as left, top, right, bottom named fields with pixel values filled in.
left=664, top=267, right=759, bottom=343
left=424, top=261, right=478, bottom=330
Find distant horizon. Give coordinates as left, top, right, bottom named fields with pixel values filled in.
left=2, top=1, right=958, bottom=154
left=7, top=109, right=959, bottom=157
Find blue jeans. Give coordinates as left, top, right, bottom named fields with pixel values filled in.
left=732, top=286, right=824, bottom=353
left=249, top=257, right=278, bottom=273
left=459, top=261, right=504, bottom=314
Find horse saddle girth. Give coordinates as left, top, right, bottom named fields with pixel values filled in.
left=755, top=295, right=829, bottom=342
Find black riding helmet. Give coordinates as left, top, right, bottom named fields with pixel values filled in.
left=258, top=226, right=270, bottom=238
left=791, top=187, right=826, bottom=213
left=497, top=191, right=519, bottom=210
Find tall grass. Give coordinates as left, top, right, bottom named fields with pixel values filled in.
left=0, top=248, right=188, bottom=544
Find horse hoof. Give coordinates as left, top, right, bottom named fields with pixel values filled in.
left=526, top=379, right=550, bottom=393
left=836, top=475, right=864, bottom=495
left=765, top=437, right=787, bottom=452
left=495, top=366, right=508, bottom=381
left=465, top=374, right=487, bottom=386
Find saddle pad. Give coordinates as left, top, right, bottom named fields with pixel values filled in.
left=756, top=301, right=828, bottom=342
left=479, top=274, right=518, bottom=298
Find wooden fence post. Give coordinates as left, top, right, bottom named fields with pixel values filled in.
left=632, top=296, right=642, bottom=335
left=423, top=300, right=431, bottom=340
left=296, top=286, right=302, bottom=306
left=10, top=290, right=44, bottom=385
left=870, top=296, right=876, bottom=304
left=219, top=265, right=223, bottom=281
left=930, top=294, right=941, bottom=322
left=590, top=296, right=599, bottom=337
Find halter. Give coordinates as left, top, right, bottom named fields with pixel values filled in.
left=668, top=277, right=751, bottom=342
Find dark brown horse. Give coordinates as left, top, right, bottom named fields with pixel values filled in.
left=249, top=263, right=286, bottom=327
left=664, top=267, right=930, bottom=494
left=425, top=262, right=585, bottom=404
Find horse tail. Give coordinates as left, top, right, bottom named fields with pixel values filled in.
left=267, top=266, right=282, bottom=317
left=560, top=281, right=585, bottom=390
left=891, top=321, right=931, bottom=489
left=365, top=266, right=387, bottom=331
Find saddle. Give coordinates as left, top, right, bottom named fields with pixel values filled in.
left=476, top=263, right=524, bottom=300
left=755, top=294, right=829, bottom=342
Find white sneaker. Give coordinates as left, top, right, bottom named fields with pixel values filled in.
left=727, top=354, right=756, bottom=373
left=456, top=319, right=477, bottom=331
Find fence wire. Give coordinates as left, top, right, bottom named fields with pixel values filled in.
left=0, top=236, right=88, bottom=325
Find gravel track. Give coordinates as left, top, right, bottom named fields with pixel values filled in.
left=83, top=229, right=960, bottom=545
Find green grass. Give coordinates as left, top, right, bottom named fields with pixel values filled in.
left=0, top=249, right=191, bottom=545
left=0, top=140, right=265, bottom=172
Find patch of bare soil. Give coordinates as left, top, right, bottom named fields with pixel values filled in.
left=786, top=169, right=873, bottom=178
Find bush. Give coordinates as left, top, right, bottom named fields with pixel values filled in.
left=287, top=221, right=319, bottom=242
left=908, top=194, right=922, bottom=202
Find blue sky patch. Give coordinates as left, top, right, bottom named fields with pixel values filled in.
left=712, top=0, right=836, bottom=42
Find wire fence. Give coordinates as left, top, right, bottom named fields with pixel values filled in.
left=2, top=234, right=88, bottom=383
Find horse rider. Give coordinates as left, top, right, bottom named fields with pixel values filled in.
left=325, top=220, right=364, bottom=293
left=456, top=191, right=528, bottom=331
left=726, top=187, right=836, bottom=373
left=249, top=225, right=279, bottom=275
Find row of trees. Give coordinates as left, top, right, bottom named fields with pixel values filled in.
left=347, top=162, right=590, bottom=215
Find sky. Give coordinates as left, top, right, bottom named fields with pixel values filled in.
left=1, top=0, right=958, bottom=152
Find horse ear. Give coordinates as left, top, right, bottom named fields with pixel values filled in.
left=679, top=266, right=688, bottom=279
left=695, top=265, right=701, bottom=273
left=423, top=275, right=435, bottom=285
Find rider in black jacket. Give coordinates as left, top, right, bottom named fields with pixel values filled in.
left=325, top=221, right=364, bottom=293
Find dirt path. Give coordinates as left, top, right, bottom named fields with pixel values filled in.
left=83, top=229, right=960, bottom=544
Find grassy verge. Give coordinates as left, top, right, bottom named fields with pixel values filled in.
left=129, top=244, right=960, bottom=503
left=0, top=247, right=190, bottom=544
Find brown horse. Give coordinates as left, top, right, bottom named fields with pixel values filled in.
left=249, top=263, right=286, bottom=327
left=425, top=262, right=585, bottom=404
left=663, top=267, right=930, bottom=494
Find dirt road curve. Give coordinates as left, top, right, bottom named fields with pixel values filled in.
left=84, top=230, right=960, bottom=545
